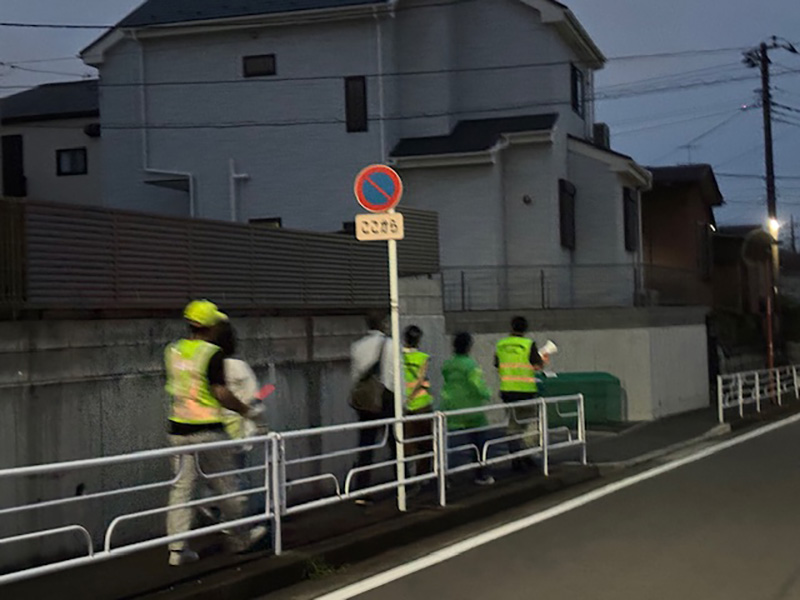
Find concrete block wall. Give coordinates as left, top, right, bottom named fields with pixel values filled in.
left=0, top=275, right=446, bottom=571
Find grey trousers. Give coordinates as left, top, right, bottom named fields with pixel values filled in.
left=167, top=431, right=246, bottom=552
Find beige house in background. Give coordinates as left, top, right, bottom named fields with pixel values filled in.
left=1, top=80, right=101, bottom=206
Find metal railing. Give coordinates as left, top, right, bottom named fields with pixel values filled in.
left=441, top=264, right=709, bottom=312
left=0, top=395, right=585, bottom=586
left=717, top=366, right=799, bottom=423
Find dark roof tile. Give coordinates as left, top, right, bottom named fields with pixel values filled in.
left=391, top=113, right=558, bottom=158
left=646, top=164, right=724, bottom=206
left=1, top=80, right=99, bottom=124
left=119, top=0, right=386, bottom=28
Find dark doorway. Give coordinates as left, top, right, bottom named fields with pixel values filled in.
left=2, top=135, right=26, bottom=197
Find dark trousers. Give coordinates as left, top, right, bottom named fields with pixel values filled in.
left=353, top=389, right=396, bottom=492
left=404, top=405, right=434, bottom=478
left=501, top=391, right=539, bottom=454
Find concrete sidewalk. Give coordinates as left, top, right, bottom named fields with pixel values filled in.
left=587, top=407, right=725, bottom=466
left=1, top=407, right=752, bottom=600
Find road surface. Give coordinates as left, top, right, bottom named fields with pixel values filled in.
left=283, top=415, right=800, bottom=600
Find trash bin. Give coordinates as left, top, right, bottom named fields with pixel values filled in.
left=539, top=372, right=623, bottom=426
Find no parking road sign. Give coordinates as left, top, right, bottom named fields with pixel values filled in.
left=353, top=164, right=403, bottom=213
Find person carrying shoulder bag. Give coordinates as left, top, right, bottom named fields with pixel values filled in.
left=349, top=311, right=396, bottom=506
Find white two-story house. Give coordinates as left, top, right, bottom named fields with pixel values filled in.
left=82, top=0, right=651, bottom=309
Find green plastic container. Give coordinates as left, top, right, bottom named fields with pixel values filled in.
left=539, top=372, right=623, bottom=426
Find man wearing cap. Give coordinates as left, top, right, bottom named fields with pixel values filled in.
left=164, top=300, right=265, bottom=566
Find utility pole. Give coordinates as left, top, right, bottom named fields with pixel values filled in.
left=743, top=36, right=799, bottom=375
left=792, top=215, right=797, bottom=253
left=758, top=42, right=777, bottom=222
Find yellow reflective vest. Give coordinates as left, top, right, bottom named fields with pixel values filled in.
left=404, top=349, right=434, bottom=411
left=495, top=336, right=538, bottom=394
left=165, top=339, right=224, bottom=425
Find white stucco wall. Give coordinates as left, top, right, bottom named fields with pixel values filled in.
left=1, top=117, right=101, bottom=206
left=94, top=0, right=600, bottom=229
left=469, top=323, right=709, bottom=421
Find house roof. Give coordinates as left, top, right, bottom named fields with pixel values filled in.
left=0, top=80, right=99, bottom=124
left=390, top=113, right=559, bottom=158
left=716, top=225, right=764, bottom=238
left=117, top=0, right=387, bottom=28
left=646, top=164, right=724, bottom=206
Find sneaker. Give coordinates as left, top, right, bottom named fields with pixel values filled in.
left=474, top=475, right=496, bottom=486
left=169, top=549, right=200, bottom=567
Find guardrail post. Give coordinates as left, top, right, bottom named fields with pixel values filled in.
left=435, top=412, right=447, bottom=507
left=279, top=438, right=288, bottom=515
left=263, top=439, right=271, bottom=525
left=578, top=394, right=587, bottom=465
left=539, top=401, right=549, bottom=477
left=737, top=374, right=744, bottom=418
left=717, top=375, right=724, bottom=424
left=794, top=366, right=799, bottom=400
left=777, top=369, right=783, bottom=406
left=271, top=435, right=282, bottom=556
left=755, top=372, right=761, bottom=413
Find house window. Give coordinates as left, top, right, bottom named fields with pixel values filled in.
left=243, top=54, right=276, bottom=78
left=56, top=148, right=87, bottom=176
left=345, top=76, right=368, bottom=132
left=559, top=179, right=576, bottom=250
left=623, top=187, right=640, bottom=252
left=571, top=65, right=585, bottom=117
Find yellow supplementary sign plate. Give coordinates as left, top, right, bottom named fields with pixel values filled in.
left=355, top=212, right=404, bottom=242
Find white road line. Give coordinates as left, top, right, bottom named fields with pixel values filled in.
left=314, top=412, right=800, bottom=600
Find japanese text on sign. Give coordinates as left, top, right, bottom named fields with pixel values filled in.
left=355, top=212, right=404, bottom=242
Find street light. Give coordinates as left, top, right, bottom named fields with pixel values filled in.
left=769, top=218, right=781, bottom=240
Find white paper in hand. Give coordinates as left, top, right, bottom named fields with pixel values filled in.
left=539, top=340, right=558, bottom=357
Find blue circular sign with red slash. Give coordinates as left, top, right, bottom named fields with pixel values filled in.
left=354, top=164, right=403, bottom=213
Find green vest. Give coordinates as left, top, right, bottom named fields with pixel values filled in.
left=165, top=339, right=224, bottom=425
left=495, top=336, right=538, bottom=394
left=404, top=350, right=434, bottom=411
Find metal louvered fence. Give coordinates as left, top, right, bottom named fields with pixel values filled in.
left=0, top=200, right=438, bottom=314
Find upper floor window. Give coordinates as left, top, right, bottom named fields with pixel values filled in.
left=571, top=65, right=585, bottom=118
left=56, top=148, right=87, bottom=176
left=623, top=187, right=640, bottom=252
left=243, top=54, right=276, bottom=78
left=345, top=76, right=368, bottom=133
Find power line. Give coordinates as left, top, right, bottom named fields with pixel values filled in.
left=0, top=62, right=94, bottom=78
left=649, top=108, right=752, bottom=163
left=614, top=108, right=743, bottom=137
left=716, top=172, right=800, bottom=180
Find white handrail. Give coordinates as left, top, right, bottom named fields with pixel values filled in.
left=0, top=395, right=586, bottom=585
left=717, top=365, right=800, bottom=423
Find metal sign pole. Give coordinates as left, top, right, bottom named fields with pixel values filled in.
left=352, top=163, right=406, bottom=512
left=388, top=208, right=406, bottom=512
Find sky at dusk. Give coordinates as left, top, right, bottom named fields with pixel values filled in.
left=1, top=0, right=799, bottom=231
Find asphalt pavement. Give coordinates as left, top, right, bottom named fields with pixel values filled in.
left=298, top=416, right=800, bottom=600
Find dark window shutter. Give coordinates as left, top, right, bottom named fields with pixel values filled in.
left=624, top=187, right=639, bottom=252
left=345, top=76, right=368, bottom=133
left=559, top=179, right=576, bottom=250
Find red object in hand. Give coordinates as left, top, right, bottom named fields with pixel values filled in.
left=256, top=384, right=276, bottom=401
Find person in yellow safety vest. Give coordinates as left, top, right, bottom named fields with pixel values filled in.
left=403, top=325, right=435, bottom=484
left=164, top=300, right=266, bottom=567
left=494, top=316, right=547, bottom=472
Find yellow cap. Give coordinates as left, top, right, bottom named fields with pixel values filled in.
left=183, top=300, right=228, bottom=328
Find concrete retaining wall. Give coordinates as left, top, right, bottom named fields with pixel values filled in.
left=448, top=307, right=711, bottom=422
left=0, top=277, right=445, bottom=571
